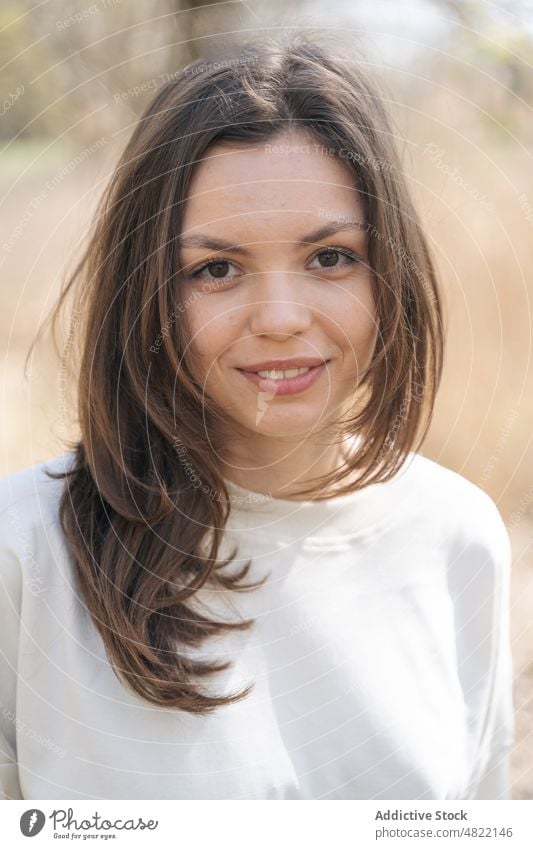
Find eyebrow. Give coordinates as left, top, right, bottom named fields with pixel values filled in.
left=178, top=220, right=368, bottom=254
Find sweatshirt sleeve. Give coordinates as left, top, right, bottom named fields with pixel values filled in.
left=469, top=635, right=514, bottom=800
left=0, top=505, right=24, bottom=800
left=469, top=517, right=515, bottom=800
left=448, top=487, right=515, bottom=800
left=471, top=740, right=512, bottom=799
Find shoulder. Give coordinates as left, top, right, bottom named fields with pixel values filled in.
left=0, top=451, right=76, bottom=530
left=0, top=451, right=77, bottom=590
left=0, top=452, right=80, bottom=641
left=394, top=451, right=511, bottom=565
left=402, top=456, right=516, bottom=778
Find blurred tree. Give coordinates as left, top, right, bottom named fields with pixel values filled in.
left=0, top=0, right=285, bottom=143
left=0, top=0, right=194, bottom=142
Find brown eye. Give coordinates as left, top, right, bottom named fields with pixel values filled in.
left=317, top=250, right=340, bottom=267
left=189, top=257, right=239, bottom=286
left=207, top=260, right=230, bottom=278
left=309, top=248, right=362, bottom=272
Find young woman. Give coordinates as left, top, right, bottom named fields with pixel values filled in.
left=0, top=34, right=514, bottom=800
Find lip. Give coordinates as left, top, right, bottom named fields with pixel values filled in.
left=237, top=361, right=329, bottom=396
left=238, top=357, right=328, bottom=372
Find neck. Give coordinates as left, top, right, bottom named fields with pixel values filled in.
left=218, top=430, right=352, bottom=501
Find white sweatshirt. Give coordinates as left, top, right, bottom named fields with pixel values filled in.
left=0, top=449, right=514, bottom=800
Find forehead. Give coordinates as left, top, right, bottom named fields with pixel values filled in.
left=181, top=130, right=364, bottom=233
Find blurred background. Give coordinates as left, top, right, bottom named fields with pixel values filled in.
left=0, top=0, right=532, bottom=798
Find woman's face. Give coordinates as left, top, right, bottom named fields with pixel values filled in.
left=178, top=129, right=378, bottom=442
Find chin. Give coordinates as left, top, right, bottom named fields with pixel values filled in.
left=248, top=409, right=331, bottom=436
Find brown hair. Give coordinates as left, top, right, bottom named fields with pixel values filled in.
left=36, top=32, right=444, bottom=714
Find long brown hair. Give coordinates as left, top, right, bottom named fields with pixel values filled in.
left=36, top=32, right=444, bottom=714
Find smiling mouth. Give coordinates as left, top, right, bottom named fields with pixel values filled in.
left=238, top=358, right=331, bottom=377
left=244, top=365, right=315, bottom=379
left=236, top=361, right=330, bottom=396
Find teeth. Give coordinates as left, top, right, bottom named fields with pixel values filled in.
left=256, top=366, right=312, bottom=379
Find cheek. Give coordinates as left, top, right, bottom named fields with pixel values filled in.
left=180, top=302, right=216, bottom=388
left=184, top=301, right=218, bottom=357
left=328, top=281, right=377, bottom=349
left=185, top=301, right=237, bottom=367
left=356, top=297, right=379, bottom=347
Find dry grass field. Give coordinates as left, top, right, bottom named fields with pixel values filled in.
left=1, top=99, right=532, bottom=797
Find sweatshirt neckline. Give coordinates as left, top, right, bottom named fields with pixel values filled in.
left=221, top=473, right=385, bottom=540
left=223, top=475, right=369, bottom=510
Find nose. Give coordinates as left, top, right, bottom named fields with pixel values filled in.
left=247, top=272, right=313, bottom=340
